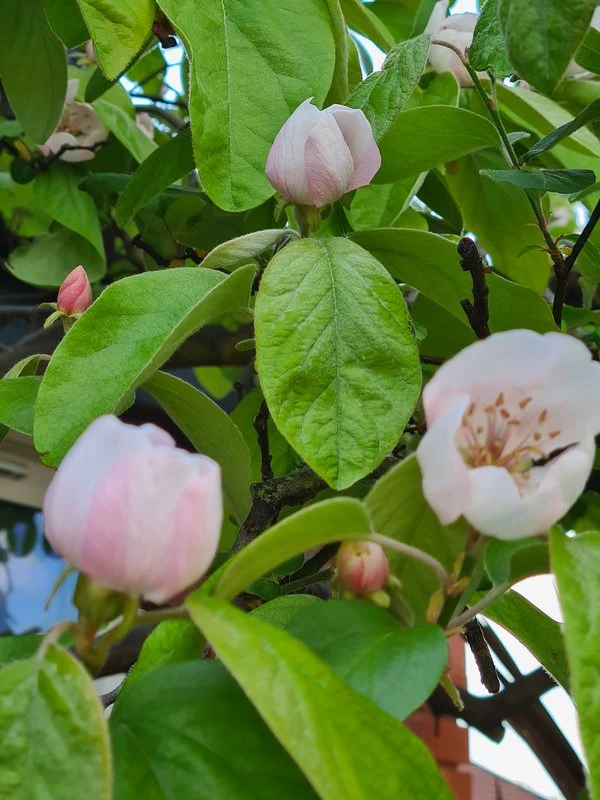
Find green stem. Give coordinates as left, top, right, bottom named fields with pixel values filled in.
left=281, top=568, right=336, bottom=594
left=369, top=533, right=450, bottom=588
left=133, top=606, right=190, bottom=627
left=446, top=581, right=511, bottom=631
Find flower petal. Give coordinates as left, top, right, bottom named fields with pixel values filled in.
left=303, top=114, right=354, bottom=206
left=326, top=105, right=381, bottom=190
left=425, top=0, right=450, bottom=35
left=428, top=29, right=474, bottom=87
left=417, top=395, right=472, bottom=525
left=444, top=12, right=478, bottom=34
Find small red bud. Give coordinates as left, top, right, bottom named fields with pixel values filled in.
left=57, top=266, right=92, bottom=316
left=336, top=540, right=389, bottom=596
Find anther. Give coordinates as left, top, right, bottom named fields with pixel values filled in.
left=519, top=397, right=533, bottom=410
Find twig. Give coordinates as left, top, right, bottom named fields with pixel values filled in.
left=132, top=94, right=188, bottom=108
left=446, top=581, right=511, bottom=631
left=41, top=140, right=108, bottom=168
left=462, top=618, right=500, bottom=694
left=144, top=105, right=187, bottom=131
left=254, top=400, right=273, bottom=481
left=458, top=236, right=491, bottom=339
left=369, top=533, right=450, bottom=588
left=100, top=678, right=125, bottom=708
left=280, top=567, right=336, bottom=594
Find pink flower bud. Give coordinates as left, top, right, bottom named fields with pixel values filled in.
left=43, top=416, right=223, bottom=603
left=56, top=266, right=92, bottom=316
left=336, top=541, right=389, bottom=595
left=265, top=99, right=381, bottom=208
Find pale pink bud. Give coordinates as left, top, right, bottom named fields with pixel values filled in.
left=43, top=416, right=223, bottom=603
left=265, top=98, right=381, bottom=208
left=425, top=1, right=481, bottom=87
left=56, top=266, right=93, bottom=316
left=336, top=541, right=389, bottom=595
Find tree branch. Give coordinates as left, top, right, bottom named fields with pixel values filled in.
left=458, top=236, right=491, bottom=339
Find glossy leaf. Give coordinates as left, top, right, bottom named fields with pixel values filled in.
left=351, top=228, right=557, bottom=332
left=469, top=0, right=512, bottom=76
left=0, top=635, right=42, bottom=667
left=365, top=455, right=467, bottom=622
left=482, top=590, right=569, bottom=690
left=347, top=175, right=425, bottom=231
left=111, top=661, right=319, bottom=800
left=45, top=0, right=89, bottom=47
left=481, top=168, right=596, bottom=194
left=522, top=99, right=600, bottom=162
left=576, top=25, right=600, bottom=74
left=499, top=0, right=597, bottom=95
left=33, top=164, right=104, bottom=255
left=250, top=595, right=320, bottom=629
left=34, top=266, right=254, bottom=466
left=376, top=106, right=500, bottom=183
left=0, top=0, right=67, bottom=143
left=288, top=600, right=448, bottom=721
left=340, top=0, right=395, bottom=51
left=485, top=537, right=550, bottom=585
left=143, top=371, right=252, bottom=524
left=255, top=237, right=421, bottom=489
left=94, top=100, right=156, bottom=163
left=347, top=34, right=430, bottom=140
left=159, top=0, right=336, bottom=212
left=202, top=229, right=297, bottom=272
left=7, top=227, right=106, bottom=288
left=0, top=646, right=111, bottom=799
left=207, top=498, right=371, bottom=602
left=121, top=620, right=205, bottom=688
left=76, top=0, right=154, bottom=79
left=0, top=377, right=41, bottom=437
left=115, top=128, right=195, bottom=225
left=188, top=596, right=455, bottom=800
left=551, top=528, right=600, bottom=794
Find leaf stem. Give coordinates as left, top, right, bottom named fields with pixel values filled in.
left=369, top=533, right=450, bottom=588
left=281, top=567, right=336, bottom=594
left=446, top=581, right=511, bottom=631
left=133, top=606, right=190, bottom=627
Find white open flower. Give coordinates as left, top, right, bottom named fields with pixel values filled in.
left=39, top=80, right=108, bottom=163
left=425, top=0, right=482, bottom=87
left=417, top=330, right=600, bottom=540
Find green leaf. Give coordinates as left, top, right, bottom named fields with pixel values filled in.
left=377, top=106, right=501, bottom=183
left=0, top=646, right=111, bottom=799
left=365, top=455, right=467, bottom=622
left=34, top=266, right=254, bottom=466
left=469, top=0, right=512, bottom=76
left=84, top=68, right=116, bottom=103
left=0, top=377, right=41, bottom=437
left=143, top=371, right=252, bottom=524
left=576, top=25, right=600, bottom=74
left=351, top=228, right=557, bottom=333
left=340, top=0, right=395, bottom=51
left=323, top=0, right=349, bottom=105
left=188, top=596, right=454, bottom=800
left=481, top=167, right=596, bottom=194
left=288, top=600, right=447, bottom=721
left=202, top=229, right=297, bottom=272
left=255, top=237, right=421, bottom=490
left=417, top=169, right=463, bottom=234
left=500, top=0, right=597, bottom=95
left=33, top=164, right=104, bottom=256
left=115, top=128, right=194, bottom=225
left=347, top=34, right=430, bottom=141
left=121, top=620, right=205, bottom=688
left=551, top=529, right=600, bottom=794
left=0, top=0, right=67, bottom=143
left=94, top=99, right=156, bottom=163
left=75, top=0, right=154, bottom=79
left=250, top=595, right=320, bottom=629
left=347, top=175, right=425, bottom=231
left=7, top=227, right=106, bottom=288
left=112, top=660, right=319, bottom=800
left=0, top=635, right=42, bottom=667
left=485, top=537, right=550, bottom=585
left=482, top=589, right=569, bottom=691
left=207, top=498, right=371, bottom=602
left=45, top=0, right=89, bottom=47
left=159, top=0, right=336, bottom=212
left=523, top=99, right=600, bottom=162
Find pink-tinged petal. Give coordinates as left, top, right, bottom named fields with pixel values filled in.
left=57, top=265, right=92, bottom=315
left=326, top=105, right=381, bottom=190
left=136, top=112, right=154, bottom=140
left=67, top=102, right=102, bottom=136
left=464, top=442, right=594, bottom=539
left=444, top=12, right=478, bottom=34
left=425, top=0, right=450, bottom=35
left=417, top=396, right=472, bottom=525
left=337, top=541, right=389, bottom=595
left=303, top=114, right=354, bottom=206
left=59, top=147, right=97, bottom=163
left=41, top=131, right=79, bottom=156
left=429, top=29, right=474, bottom=87
left=85, top=40, right=97, bottom=64
left=265, top=98, right=322, bottom=204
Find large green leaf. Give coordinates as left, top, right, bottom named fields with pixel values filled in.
left=143, top=371, right=252, bottom=524
left=576, top=25, right=600, bottom=74
left=365, top=455, right=467, bottom=622
left=347, top=175, right=424, bottom=231
left=121, top=620, right=205, bottom=689
left=115, top=128, right=195, bottom=225
left=7, top=227, right=106, bottom=288
left=551, top=529, right=600, bottom=796
left=0, top=646, right=111, bottom=799
left=351, top=228, right=557, bottom=332
left=208, top=498, right=372, bottom=602
left=485, top=537, right=550, bottom=586
left=347, top=34, right=430, bottom=141
left=201, top=229, right=297, bottom=272
left=76, top=0, right=154, bottom=79
left=499, top=0, right=597, bottom=95
left=0, top=636, right=43, bottom=667
left=469, top=0, right=512, bottom=76
left=33, top=164, right=104, bottom=256
left=482, top=590, right=569, bottom=691
left=288, top=600, right=447, bottom=721
left=34, top=266, right=255, bottom=466
left=94, top=99, right=157, bottom=163
left=376, top=106, right=500, bottom=183
left=481, top=167, right=596, bottom=194
left=340, top=0, right=395, bottom=51
left=159, top=0, right=336, bottom=212
left=45, top=0, right=89, bottom=47
left=0, top=0, right=67, bottom=143
left=251, top=595, right=320, bottom=629
left=522, top=99, right=600, bottom=163
left=0, top=377, right=41, bottom=437
left=188, top=596, right=454, bottom=800
left=111, top=661, right=319, bottom=800
left=255, top=237, right=421, bottom=490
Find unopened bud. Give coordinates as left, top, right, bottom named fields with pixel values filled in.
left=336, top=540, right=389, bottom=596
left=57, top=265, right=92, bottom=316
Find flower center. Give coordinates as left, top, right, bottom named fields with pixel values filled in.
left=458, top=392, right=562, bottom=485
